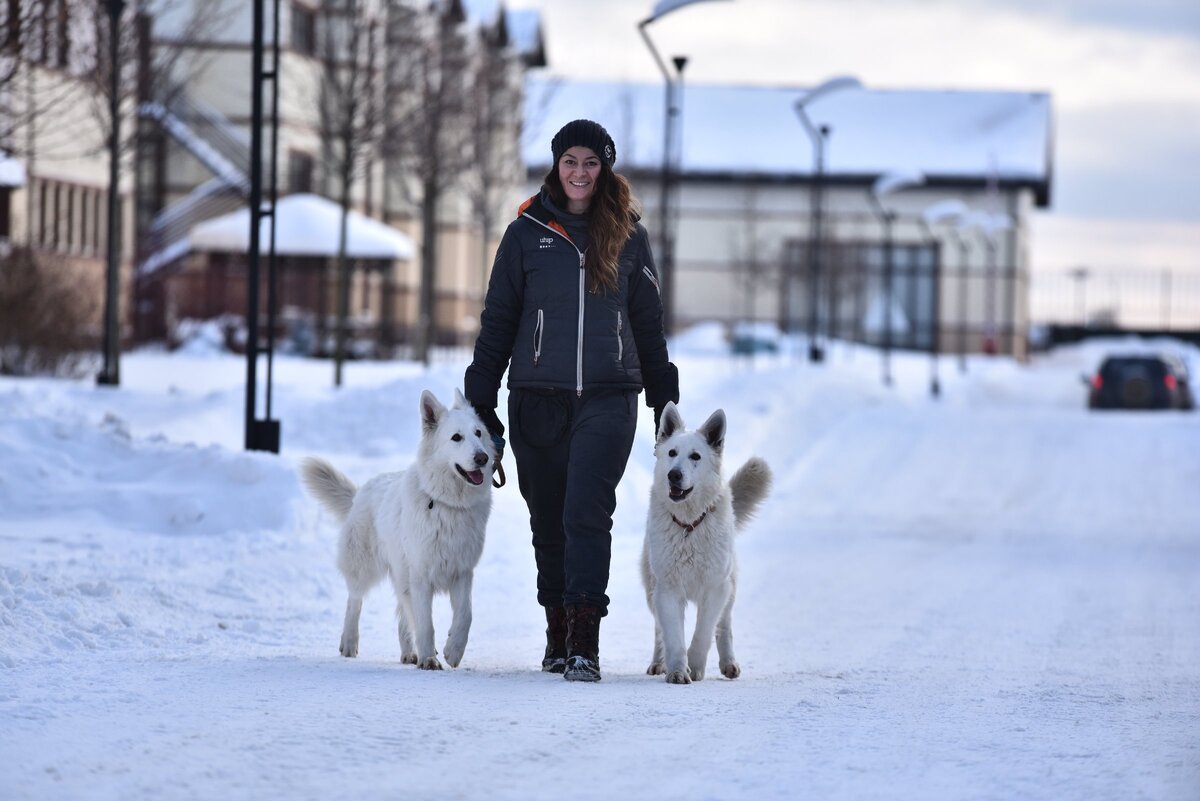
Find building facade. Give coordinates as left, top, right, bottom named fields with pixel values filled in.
left=524, top=79, right=1053, bottom=360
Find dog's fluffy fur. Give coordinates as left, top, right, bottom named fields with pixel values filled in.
left=300, top=389, right=494, bottom=670
left=641, top=402, right=772, bottom=684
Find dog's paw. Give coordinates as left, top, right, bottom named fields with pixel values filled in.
left=339, top=637, right=359, bottom=658
left=400, top=653, right=418, bottom=665
left=646, top=662, right=665, bottom=675
left=418, top=656, right=443, bottom=671
left=720, top=662, right=741, bottom=679
left=688, top=665, right=706, bottom=682
left=665, top=670, right=692, bottom=685
left=443, top=641, right=465, bottom=668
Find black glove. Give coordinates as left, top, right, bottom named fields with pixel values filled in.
left=472, top=404, right=506, bottom=460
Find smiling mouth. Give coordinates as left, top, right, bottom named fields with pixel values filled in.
left=668, top=485, right=692, bottom=502
left=456, top=465, right=485, bottom=486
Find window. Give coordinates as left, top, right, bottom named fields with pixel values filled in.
left=287, top=151, right=315, bottom=194
left=291, top=3, right=316, bottom=56
left=0, top=188, right=11, bottom=242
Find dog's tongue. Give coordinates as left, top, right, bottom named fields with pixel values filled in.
left=465, top=469, right=484, bottom=485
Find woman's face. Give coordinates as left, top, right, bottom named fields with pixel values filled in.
left=557, top=146, right=602, bottom=213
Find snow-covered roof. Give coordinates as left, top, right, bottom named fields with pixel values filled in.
left=524, top=79, right=1053, bottom=204
left=189, top=194, right=415, bottom=260
left=0, top=151, right=26, bottom=187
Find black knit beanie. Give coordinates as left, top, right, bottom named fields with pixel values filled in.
left=551, top=119, right=616, bottom=167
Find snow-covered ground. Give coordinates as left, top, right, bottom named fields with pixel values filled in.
left=2, top=330, right=1198, bottom=800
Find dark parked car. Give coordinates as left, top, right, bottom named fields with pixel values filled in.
left=1085, top=353, right=1195, bottom=411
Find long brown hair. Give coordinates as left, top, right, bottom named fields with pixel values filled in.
left=544, top=161, right=639, bottom=294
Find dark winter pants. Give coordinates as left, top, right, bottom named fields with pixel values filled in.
left=507, top=387, right=638, bottom=615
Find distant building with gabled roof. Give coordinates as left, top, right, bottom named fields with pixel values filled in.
left=524, top=77, right=1054, bottom=360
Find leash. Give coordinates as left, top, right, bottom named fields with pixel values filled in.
left=491, top=432, right=508, bottom=489
left=492, top=461, right=507, bottom=488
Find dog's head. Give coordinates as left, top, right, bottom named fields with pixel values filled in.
left=653, top=402, right=725, bottom=505
left=419, top=388, right=494, bottom=491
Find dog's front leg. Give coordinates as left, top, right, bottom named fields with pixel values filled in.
left=688, top=580, right=733, bottom=681
left=410, top=581, right=442, bottom=670
left=340, top=596, right=363, bottom=657
left=715, top=582, right=740, bottom=679
left=654, top=585, right=690, bottom=684
left=442, top=572, right=473, bottom=668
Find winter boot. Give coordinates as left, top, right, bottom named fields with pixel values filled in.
left=542, top=606, right=568, bottom=673
left=563, top=604, right=602, bottom=682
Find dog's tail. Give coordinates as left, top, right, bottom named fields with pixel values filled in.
left=299, top=457, right=357, bottom=523
left=730, top=457, right=772, bottom=530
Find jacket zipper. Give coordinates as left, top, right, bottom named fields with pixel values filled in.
left=616, top=311, right=623, bottom=362
left=534, top=308, right=544, bottom=366
left=576, top=252, right=585, bottom=396
left=522, top=212, right=587, bottom=397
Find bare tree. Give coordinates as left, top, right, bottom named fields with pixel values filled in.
left=0, top=244, right=98, bottom=375
left=466, top=14, right=519, bottom=300
left=382, top=0, right=472, bottom=365
left=316, top=0, right=384, bottom=386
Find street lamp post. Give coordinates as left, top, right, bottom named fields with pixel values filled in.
left=794, top=75, right=861, bottom=362
left=638, top=0, right=729, bottom=335
left=975, top=211, right=1011, bottom=356
left=1069, top=266, right=1090, bottom=327
left=868, top=170, right=923, bottom=386
left=98, top=0, right=126, bottom=387
left=921, top=200, right=970, bottom=397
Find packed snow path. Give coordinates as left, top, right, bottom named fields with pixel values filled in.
left=2, top=334, right=1198, bottom=800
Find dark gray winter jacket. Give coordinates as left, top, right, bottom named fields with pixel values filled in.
left=464, top=192, right=679, bottom=413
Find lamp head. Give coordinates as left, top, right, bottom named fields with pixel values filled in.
left=644, top=0, right=730, bottom=25
left=796, top=75, right=863, bottom=109
left=922, top=199, right=969, bottom=226
left=872, top=169, right=925, bottom=199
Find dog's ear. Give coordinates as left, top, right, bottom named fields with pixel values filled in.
left=453, top=388, right=469, bottom=409
left=657, top=401, right=683, bottom=443
left=698, top=408, right=726, bottom=453
left=420, top=390, right=446, bottom=433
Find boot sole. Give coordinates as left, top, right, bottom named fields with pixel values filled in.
left=563, top=670, right=601, bottom=682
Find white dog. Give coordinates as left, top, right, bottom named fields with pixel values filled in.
left=300, top=389, right=494, bottom=670
left=641, top=402, right=772, bottom=684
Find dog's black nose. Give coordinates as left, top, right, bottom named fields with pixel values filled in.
left=668, top=468, right=682, bottom=484
left=474, top=451, right=489, bottom=467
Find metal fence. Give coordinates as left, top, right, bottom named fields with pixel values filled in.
left=1028, top=267, right=1200, bottom=330
left=778, top=239, right=1026, bottom=356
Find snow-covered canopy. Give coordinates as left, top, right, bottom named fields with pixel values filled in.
left=524, top=78, right=1053, bottom=204
left=0, top=151, right=26, bottom=187
left=189, top=194, right=414, bottom=260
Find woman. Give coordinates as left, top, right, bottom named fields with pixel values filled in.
left=464, top=119, right=679, bottom=682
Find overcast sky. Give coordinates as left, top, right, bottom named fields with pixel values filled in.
left=507, top=0, right=1200, bottom=271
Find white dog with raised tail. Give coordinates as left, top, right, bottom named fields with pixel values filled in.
left=641, top=402, right=772, bottom=684
left=300, top=389, right=494, bottom=670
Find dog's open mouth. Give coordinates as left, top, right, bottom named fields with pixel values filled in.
left=456, top=465, right=486, bottom=486
left=668, top=485, right=693, bottom=502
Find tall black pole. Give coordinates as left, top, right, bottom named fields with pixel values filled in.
left=99, top=0, right=125, bottom=387
left=805, top=125, right=826, bottom=362
left=882, top=210, right=894, bottom=386
left=245, top=0, right=264, bottom=450
left=244, top=0, right=279, bottom=452
left=639, top=21, right=677, bottom=336
left=957, top=235, right=969, bottom=373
